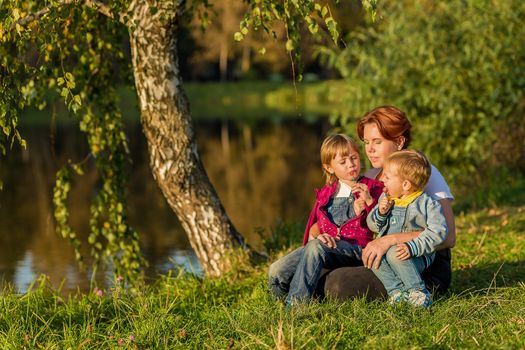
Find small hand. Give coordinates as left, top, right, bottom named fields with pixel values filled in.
left=353, top=197, right=366, bottom=216
left=351, top=183, right=372, bottom=204
left=395, top=244, right=411, bottom=260
left=378, top=195, right=394, bottom=215
left=316, top=233, right=339, bottom=249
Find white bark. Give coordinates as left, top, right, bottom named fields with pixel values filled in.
left=127, top=0, right=247, bottom=276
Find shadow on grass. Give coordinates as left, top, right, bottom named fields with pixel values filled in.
left=451, top=260, right=525, bottom=293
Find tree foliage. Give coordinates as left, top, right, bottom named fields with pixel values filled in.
left=1, top=0, right=145, bottom=279
left=235, top=0, right=353, bottom=81
left=323, top=0, right=525, bottom=181
left=0, top=0, right=374, bottom=279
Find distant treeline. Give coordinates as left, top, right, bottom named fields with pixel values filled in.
left=176, top=0, right=364, bottom=81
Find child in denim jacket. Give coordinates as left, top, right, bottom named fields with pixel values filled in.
left=367, top=150, right=448, bottom=307
left=268, top=134, right=383, bottom=306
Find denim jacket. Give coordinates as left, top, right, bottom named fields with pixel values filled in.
left=366, top=192, right=448, bottom=257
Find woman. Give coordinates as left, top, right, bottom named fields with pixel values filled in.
left=321, top=105, right=456, bottom=299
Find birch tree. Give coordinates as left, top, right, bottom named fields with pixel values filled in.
left=0, top=0, right=376, bottom=279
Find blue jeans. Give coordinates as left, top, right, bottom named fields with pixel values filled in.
left=372, top=246, right=433, bottom=295
left=268, top=239, right=362, bottom=305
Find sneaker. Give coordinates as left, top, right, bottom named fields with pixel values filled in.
left=405, top=289, right=432, bottom=308
left=388, top=290, right=405, bottom=305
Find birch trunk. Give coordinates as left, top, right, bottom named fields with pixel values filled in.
left=128, top=1, right=247, bottom=276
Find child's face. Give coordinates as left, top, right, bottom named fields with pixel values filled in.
left=382, top=165, right=409, bottom=198
left=325, top=147, right=361, bottom=184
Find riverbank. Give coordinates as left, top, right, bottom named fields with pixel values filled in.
left=1, top=204, right=524, bottom=348
left=20, top=80, right=348, bottom=126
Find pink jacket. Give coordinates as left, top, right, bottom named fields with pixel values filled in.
left=303, top=176, right=384, bottom=247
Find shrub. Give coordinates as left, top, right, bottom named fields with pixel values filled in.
left=324, top=0, right=525, bottom=184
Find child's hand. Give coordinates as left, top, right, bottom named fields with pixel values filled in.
left=351, top=183, right=373, bottom=206
left=378, top=196, right=394, bottom=215
left=317, top=233, right=339, bottom=249
left=353, top=197, right=366, bottom=216
left=395, top=243, right=411, bottom=260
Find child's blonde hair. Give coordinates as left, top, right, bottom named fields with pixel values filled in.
left=320, top=134, right=360, bottom=184
left=384, top=150, right=431, bottom=191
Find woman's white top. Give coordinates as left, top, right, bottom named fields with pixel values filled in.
left=364, top=164, right=454, bottom=201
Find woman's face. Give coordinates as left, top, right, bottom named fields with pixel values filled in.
left=362, top=123, right=400, bottom=169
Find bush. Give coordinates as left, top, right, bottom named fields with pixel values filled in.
left=325, top=0, right=525, bottom=183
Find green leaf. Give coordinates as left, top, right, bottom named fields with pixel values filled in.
left=308, top=22, right=319, bottom=34
left=73, top=95, right=82, bottom=106
left=71, top=103, right=80, bottom=114
left=149, top=6, right=158, bottom=15
left=12, top=8, right=20, bottom=21
left=234, top=32, right=244, bottom=41
left=285, top=39, right=294, bottom=52
left=321, top=6, right=328, bottom=18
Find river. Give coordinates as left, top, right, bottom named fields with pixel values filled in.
left=0, top=115, right=333, bottom=293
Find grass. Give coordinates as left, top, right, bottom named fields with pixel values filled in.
left=1, top=204, right=524, bottom=349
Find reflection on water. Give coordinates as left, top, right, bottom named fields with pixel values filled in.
left=0, top=117, right=330, bottom=293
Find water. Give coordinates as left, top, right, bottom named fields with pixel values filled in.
left=0, top=117, right=331, bottom=293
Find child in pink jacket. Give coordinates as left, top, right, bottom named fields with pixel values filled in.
left=268, top=134, right=383, bottom=306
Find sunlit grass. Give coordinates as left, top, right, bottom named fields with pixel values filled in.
left=1, top=204, right=524, bottom=348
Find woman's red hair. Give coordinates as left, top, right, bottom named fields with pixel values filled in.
left=357, top=105, right=412, bottom=148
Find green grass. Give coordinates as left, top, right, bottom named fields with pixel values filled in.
left=1, top=205, right=524, bottom=349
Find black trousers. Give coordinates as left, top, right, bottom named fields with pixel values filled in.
left=317, top=248, right=452, bottom=300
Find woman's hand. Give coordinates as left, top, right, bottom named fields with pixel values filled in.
left=362, top=236, right=394, bottom=269
left=316, top=233, right=339, bottom=249
left=308, top=223, right=320, bottom=241
left=351, top=183, right=373, bottom=206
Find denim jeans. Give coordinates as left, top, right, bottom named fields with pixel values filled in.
left=372, top=245, right=433, bottom=295
left=268, top=239, right=362, bottom=305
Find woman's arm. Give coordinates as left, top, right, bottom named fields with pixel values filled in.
left=362, top=231, right=420, bottom=269
left=435, top=198, right=456, bottom=249
left=308, top=222, right=320, bottom=241
left=303, top=198, right=320, bottom=245
left=423, top=166, right=456, bottom=249
left=363, top=199, right=456, bottom=268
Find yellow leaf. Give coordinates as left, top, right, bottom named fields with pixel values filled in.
left=285, top=39, right=294, bottom=52
left=12, top=8, right=20, bottom=21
